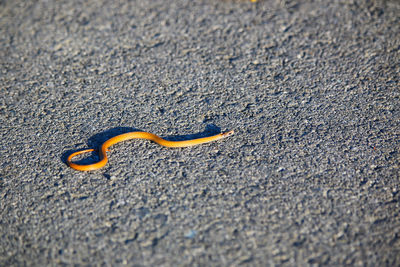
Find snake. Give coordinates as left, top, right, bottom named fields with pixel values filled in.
left=67, top=130, right=234, bottom=171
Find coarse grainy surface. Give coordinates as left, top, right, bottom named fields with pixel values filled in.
left=0, top=0, right=399, bottom=266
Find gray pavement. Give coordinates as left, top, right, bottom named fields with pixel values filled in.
left=1, top=0, right=399, bottom=265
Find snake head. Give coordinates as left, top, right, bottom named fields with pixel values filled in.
left=221, top=130, right=234, bottom=137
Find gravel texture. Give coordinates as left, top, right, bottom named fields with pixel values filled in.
left=1, top=0, right=399, bottom=266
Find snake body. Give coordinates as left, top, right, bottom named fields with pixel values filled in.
left=67, top=130, right=234, bottom=171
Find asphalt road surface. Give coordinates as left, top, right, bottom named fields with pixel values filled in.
left=1, top=0, right=399, bottom=266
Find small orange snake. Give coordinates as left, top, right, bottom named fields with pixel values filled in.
left=67, top=130, right=234, bottom=171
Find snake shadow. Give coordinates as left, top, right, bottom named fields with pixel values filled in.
left=61, top=124, right=223, bottom=165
